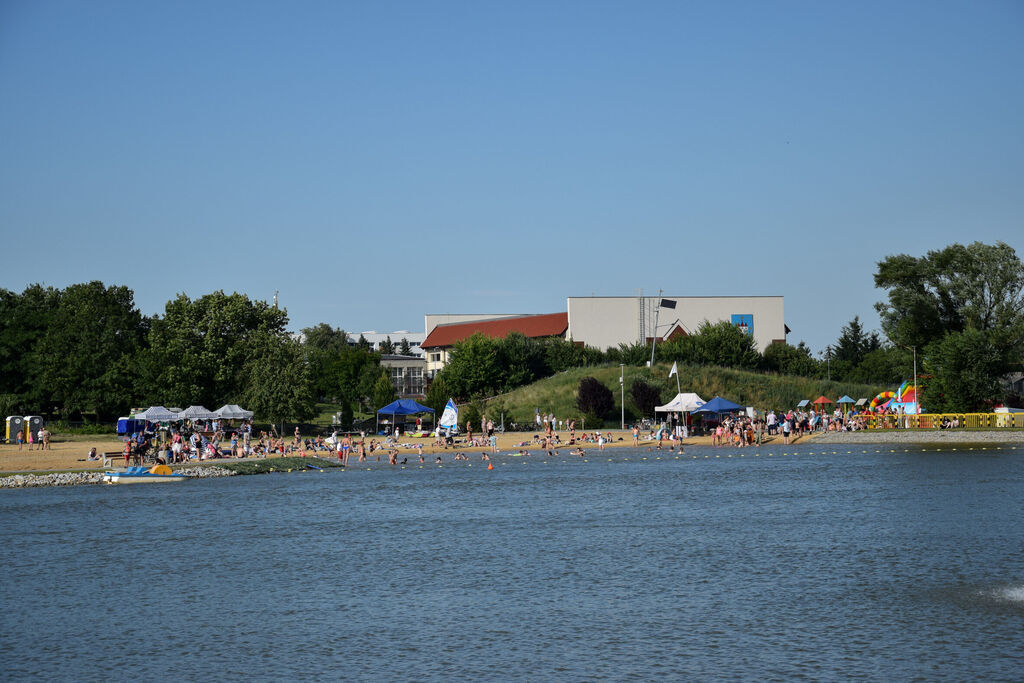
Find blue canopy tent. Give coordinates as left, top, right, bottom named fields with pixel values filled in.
left=376, top=399, right=435, bottom=435
left=692, top=396, right=744, bottom=420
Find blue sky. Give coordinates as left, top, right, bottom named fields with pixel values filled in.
left=1, top=0, right=1021, bottom=354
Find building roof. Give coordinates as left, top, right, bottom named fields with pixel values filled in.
left=422, top=312, right=568, bottom=349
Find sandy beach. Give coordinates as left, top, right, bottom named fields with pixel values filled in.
left=0, top=430, right=743, bottom=473
left=2, top=428, right=1020, bottom=474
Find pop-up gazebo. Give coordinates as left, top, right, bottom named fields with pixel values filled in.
left=376, top=399, right=435, bottom=435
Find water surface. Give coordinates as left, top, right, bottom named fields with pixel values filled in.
left=2, top=443, right=1022, bottom=680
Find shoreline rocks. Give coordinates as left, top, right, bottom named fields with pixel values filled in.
left=0, top=465, right=236, bottom=489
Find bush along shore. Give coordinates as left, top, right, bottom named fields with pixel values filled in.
left=0, top=457, right=344, bottom=489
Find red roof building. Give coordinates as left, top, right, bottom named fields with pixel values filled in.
left=422, top=312, right=568, bottom=375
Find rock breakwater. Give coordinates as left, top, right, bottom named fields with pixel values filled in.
left=0, top=465, right=236, bottom=489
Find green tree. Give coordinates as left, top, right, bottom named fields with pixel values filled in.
left=496, top=332, right=546, bottom=392
left=373, top=369, right=397, bottom=409
left=423, top=372, right=451, bottom=415
left=143, top=291, right=289, bottom=408
left=31, top=281, right=146, bottom=419
left=875, top=241, right=1024, bottom=407
left=763, top=341, right=819, bottom=377
left=241, top=331, right=316, bottom=425
left=443, top=333, right=502, bottom=399
left=379, top=336, right=395, bottom=354
left=875, top=241, right=1024, bottom=349
left=691, top=320, right=761, bottom=369
left=0, top=284, right=61, bottom=412
left=301, top=323, right=350, bottom=400
left=399, top=337, right=412, bottom=355
left=846, top=346, right=911, bottom=385
left=923, top=329, right=1012, bottom=412
left=832, top=316, right=881, bottom=367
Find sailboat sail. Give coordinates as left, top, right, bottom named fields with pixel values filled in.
left=439, top=399, right=459, bottom=429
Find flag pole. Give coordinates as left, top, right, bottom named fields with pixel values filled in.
left=648, top=289, right=662, bottom=367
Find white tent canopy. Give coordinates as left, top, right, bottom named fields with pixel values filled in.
left=655, top=392, right=706, bottom=413
left=132, top=406, right=178, bottom=421
left=176, top=405, right=218, bottom=420
left=215, top=404, right=254, bottom=419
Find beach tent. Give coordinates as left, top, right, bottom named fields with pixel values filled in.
left=693, top=396, right=744, bottom=415
left=176, top=405, right=218, bottom=421
left=655, top=392, right=706, bottom=413
left=215, top=404, right=254, bottom=420
left=133, top=406, right=178, bottom=421
left=376, top=399, right=435, bottom=434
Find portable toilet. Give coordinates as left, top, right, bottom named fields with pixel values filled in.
left=5, top=416, right=25, bottom=444
left=24, top=416, right=44, bottom=443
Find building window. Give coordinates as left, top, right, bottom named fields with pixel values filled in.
left=430, top=353, right=441, bottom=362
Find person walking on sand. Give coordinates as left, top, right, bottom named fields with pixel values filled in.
left=632, top=424, right=639, bottom=447
left=16, top=429, right=23, bottom=450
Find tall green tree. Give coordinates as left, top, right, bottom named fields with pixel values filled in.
left=443, top=333, right=503, bottom=399
left=875, top=241, right=1024, bottom=408
left=832, top=316, right=881, bottom=367
left=0, top=284, right=61, bottom=411
left=31, top=281, right=147, bottom=419
left=142, top=291, right=288, bottom=408
left=875, top=241, right=1024, bottom=349
left=241, top=331, right=316, bottom=425
left=373, top=369, right=398, bottom=409
left=423, top=372, right=451, bottom=415
left=763, top=341, right=819, bottom=377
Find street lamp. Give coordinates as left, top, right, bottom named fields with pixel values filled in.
left=620, top=363, right=625, bottom=430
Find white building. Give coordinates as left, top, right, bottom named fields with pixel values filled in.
left=566, top=296, right=787, bottom=352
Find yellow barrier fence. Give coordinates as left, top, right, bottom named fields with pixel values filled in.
left=865, top=413, right=1024, bottom=430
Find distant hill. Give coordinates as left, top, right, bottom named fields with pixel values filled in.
left=481, top=362, right=887, bottom=428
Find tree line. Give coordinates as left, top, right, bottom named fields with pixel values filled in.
left=0, top=286, right=398, bottom=426
left=433, top=241, right=1024, bottom=413
left=1, top=241, right=1019, bottom=424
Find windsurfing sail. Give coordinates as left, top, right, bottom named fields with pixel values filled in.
left=439, top=399, right=459, bottom=430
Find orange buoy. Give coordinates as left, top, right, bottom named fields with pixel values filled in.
left=487, top=462, right=493, bottom=470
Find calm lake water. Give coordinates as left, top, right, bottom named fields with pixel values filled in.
left=2, top=442, right=1023, bottom=681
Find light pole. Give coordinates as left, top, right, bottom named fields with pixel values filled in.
left=620, top=363, right=625, bottom=430
left=912, top=345, right=918, bottom=415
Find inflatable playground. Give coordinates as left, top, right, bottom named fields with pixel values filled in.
left=867, top=381, right=921, bottom=415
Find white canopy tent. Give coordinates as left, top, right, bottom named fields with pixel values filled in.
left=176, top=405, right=218, bottom=420
left=215, top=404, right=254, bottom=419
left=655, top=393, right=706, bottom=413
left=132, top=406, right=178, bottom=421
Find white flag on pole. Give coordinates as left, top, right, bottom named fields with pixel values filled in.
left=669, top=361, right=678, bottom=377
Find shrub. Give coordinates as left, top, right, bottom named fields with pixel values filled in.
left=576, top=377, right=614, bottom=424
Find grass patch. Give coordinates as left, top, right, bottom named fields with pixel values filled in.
left=486, top=362, right=888, bottom=427
left=217, top=456, right=344, bottom=475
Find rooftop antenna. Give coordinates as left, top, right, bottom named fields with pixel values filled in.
left=273, top=290, right=279, bottom=309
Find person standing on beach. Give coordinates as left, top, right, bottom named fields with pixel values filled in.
left=16, top=429, right=23, bottom=450
left=466, top=421, right=473, bottom=446
left=41, top=427, right=50, bottom=450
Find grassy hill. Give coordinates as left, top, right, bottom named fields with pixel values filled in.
left=482, top=362, right=889, bottom=427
